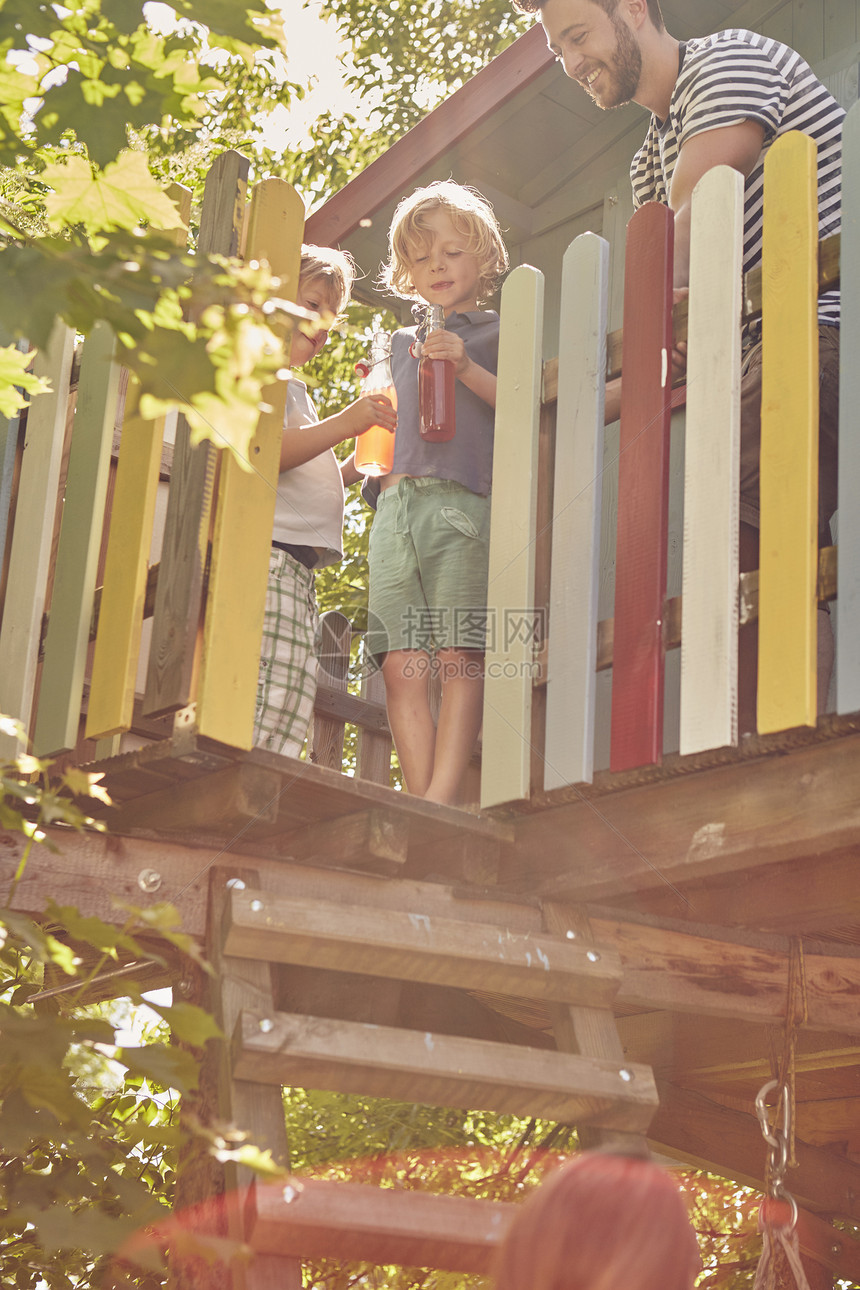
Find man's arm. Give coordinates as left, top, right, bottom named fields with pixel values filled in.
left=668, top=120, right=765, bottom=286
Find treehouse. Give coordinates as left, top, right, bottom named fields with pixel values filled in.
left=2, top=0, right=860, bottom=1285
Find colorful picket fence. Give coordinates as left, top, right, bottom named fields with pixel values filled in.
left=482, top=106, right=859, bottom=807
left=1, top=109, right=858, bottom=807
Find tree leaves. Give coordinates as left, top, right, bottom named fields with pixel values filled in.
left=41, top=152, right=186, bottom=234
left=0, top=343, right=51, bottom=417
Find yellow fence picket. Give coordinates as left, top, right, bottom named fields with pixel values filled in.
left=85, top=384, right=166, bottom=739
left=481, top=265, right=544, bottom=809
left=0, top=323, right=75, bottom=758
left=86, top=185, right=191, bottom=741
left=757, top=131, right=819, bottom=734
left=195, top=178, right=304, bottom=748
left=34, top=322, right=121, bottom=754
left=680, top=166, right=744, bottom=754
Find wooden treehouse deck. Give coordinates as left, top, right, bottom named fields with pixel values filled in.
left=3, top=126, right=860, bottom=1284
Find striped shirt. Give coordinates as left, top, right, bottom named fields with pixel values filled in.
left=631, top=29, right=843, bottom=343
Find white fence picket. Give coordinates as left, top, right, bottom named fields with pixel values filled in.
left=680, top=166, right=744, bottom=754
left=544, top=233, right=608, bottom=788
left=481, top=265, right=544, bottom=809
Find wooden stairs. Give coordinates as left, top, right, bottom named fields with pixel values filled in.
left=199, top=856, right=659, bottom=1286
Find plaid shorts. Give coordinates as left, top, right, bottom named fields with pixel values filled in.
left=254, top=548, right=319, bottom=757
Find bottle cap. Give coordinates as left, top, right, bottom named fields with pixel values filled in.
left=354, top=360, right=370, bottom=378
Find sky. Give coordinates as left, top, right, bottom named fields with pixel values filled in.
left=263, top=0, right=369, bottom=150
left=143, top=0, right=368, bottom=153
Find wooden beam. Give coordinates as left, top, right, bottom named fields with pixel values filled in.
left=247, top=1177, right=516, bottom=1274
left=617, top=1012, right=860, bottom=1087
left=649, top=1082, right=860, bottom=1221
left=259, top=809, right=409, bottom=875
left=509, top=729, right=860, bottom=902
left=109, top=763, right=283, bottom=834
left=234, top=1009, right=658, bottom=1131
left=0, top=825, right=539, bottom=940
left=222, top=887, right=623, bottom=1004
left=589, top=913, right=860, bottom=1035
left=616, top=847, right=860, bottom=935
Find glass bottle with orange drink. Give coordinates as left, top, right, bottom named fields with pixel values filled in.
left=354, top=332, right=397, bottom=476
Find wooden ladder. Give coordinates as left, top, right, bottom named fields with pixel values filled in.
left=184, top=862, right=658, bottom=1288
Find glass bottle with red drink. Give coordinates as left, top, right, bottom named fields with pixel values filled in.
left=354, top=331, right=397, bottom=477
left=418, top=304, right=456, bottom=442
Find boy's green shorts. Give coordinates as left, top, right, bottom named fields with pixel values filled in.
left=366, top=477, right=491, bottom=664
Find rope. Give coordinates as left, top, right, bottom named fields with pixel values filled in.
left=754, top=937, right=809, bottom=1289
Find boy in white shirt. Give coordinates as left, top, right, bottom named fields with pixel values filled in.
left=254, top=246, right=397, bottom=756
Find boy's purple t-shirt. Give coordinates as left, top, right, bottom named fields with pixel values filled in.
left=360, top=309, right=499, bottom=510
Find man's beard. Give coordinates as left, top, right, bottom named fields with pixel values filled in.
left=589, top=16, right=642, bottom=108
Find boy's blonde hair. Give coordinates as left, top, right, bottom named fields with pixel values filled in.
left=299, top=244, right=356, bottom=319
left=381, top=181, right=509, bottom=305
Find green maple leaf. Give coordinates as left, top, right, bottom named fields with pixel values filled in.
left=41, top=151, right=185, bottom=234
left=0, top=343, right=51, bottom=418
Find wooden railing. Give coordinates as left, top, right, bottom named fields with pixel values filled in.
left=3, top=109, right=859, bottom=810
left=481, top=109, right=860, bottom=806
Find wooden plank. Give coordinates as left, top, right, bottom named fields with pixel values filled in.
left=609, top=203, right=673, bottom=771
left=33, top=322, right=120, bottom=754
left=274, top=808, right=408, bottom=873
left=838, top=101, right=860, bottom=715
left=588, top=913, right=860, bottom=1035
left=355, top=667, right=392, bottom=783
left=680, top=166, right=743, bottom=755
left=248, top=1177, right=516, bottom=1274
left=507, top=727, right=860, bottom=902
left=207, top=866, right=301, bottom=1290
left=481, top=265, right=544, bottom=808
left=0, top=823, right=534, bottom=943
left=620, top=845, right=860, bottom=935
left=234, top=1008, right=658, bottom=1130
left=269, top=808, right=408, bottom=874
left=542, top=902, right=646, bottom=1151
left=758, top=131, right=819, bottom=733
left=544, top=232, right=608, bottom=789
left=0, top=323, right=74, bottom=757
left=0, top=337, right=27, bottom=580
left=196, top=177, right=304, bottom=749
left=143, top=152, right=249, bottom=718
left=739, top=545, right=837, bottom=626
left=109, top=762, right=283, bottom=834
left=85, top=386, right=166, bottom=739
left=649, top=1082, right=860, bottom=1220
left=314, top=679, right=389, bottom=732
left=311, top=611, right=351, bottom=769
left=86, top=186, right=191, bottom=741
left=222, top=887, right=624, bottom=1003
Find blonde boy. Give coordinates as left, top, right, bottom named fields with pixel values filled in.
left=255, top=245, right=396, bottom=756
left=360, top=181, right=508, bottom=805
